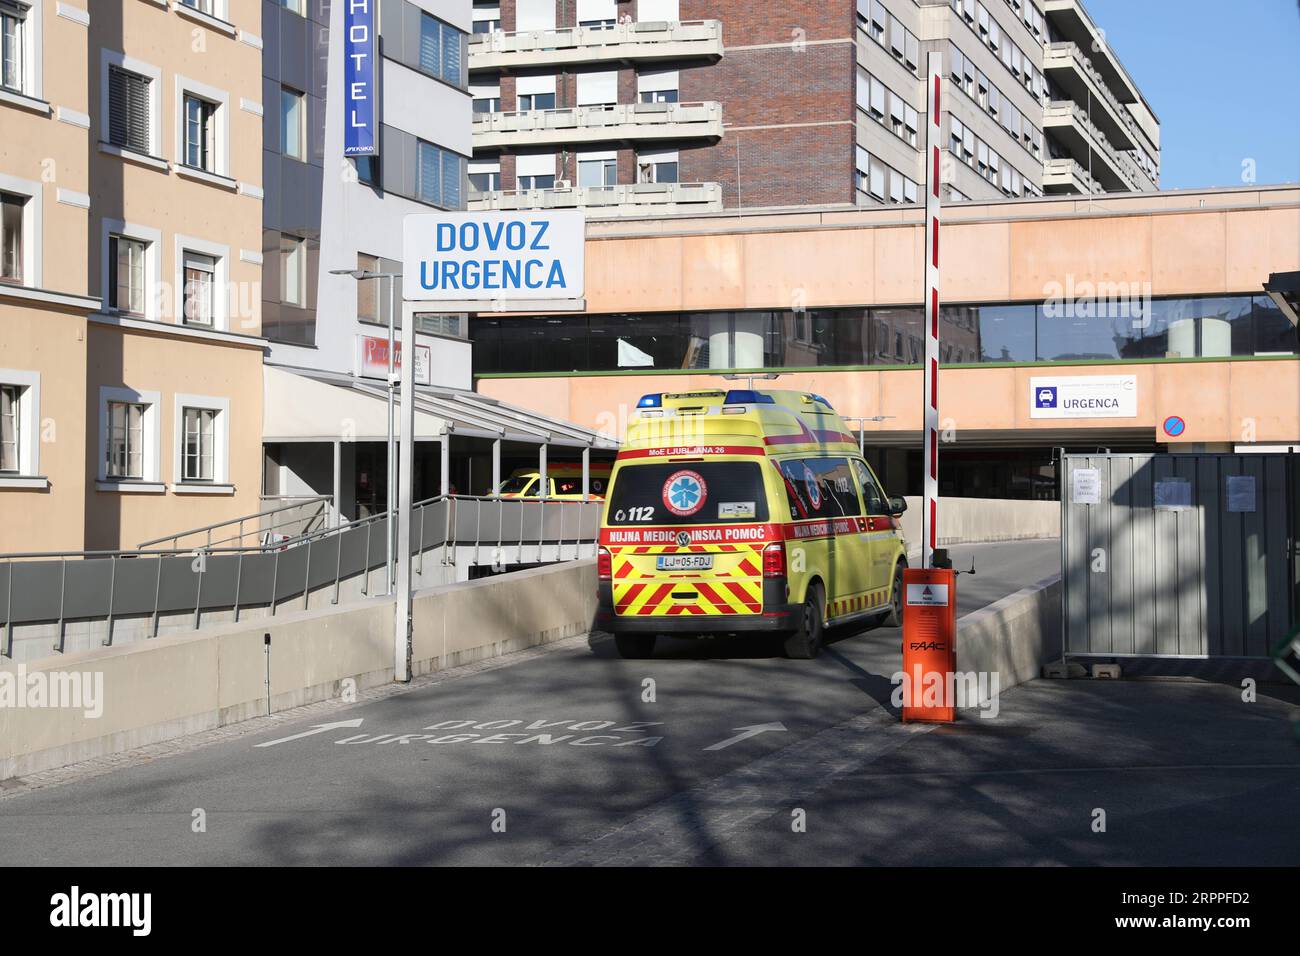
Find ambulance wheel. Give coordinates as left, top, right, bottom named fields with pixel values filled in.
left=783, top=584, right=825, bottom=660
left=884, top=564, right=905, bottom=628
left=614, top=634, right=657, bottom=659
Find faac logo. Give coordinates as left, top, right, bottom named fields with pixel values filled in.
left=908, top=641, right=947, bottom=652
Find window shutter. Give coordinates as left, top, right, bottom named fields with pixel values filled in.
left=441, top=151, right=462, bottom=209
left=419, top=141, right=441, bottom=205
left=109, top=66, right=150, bottom=153
left=419, top=17, right=440, bottom=75
left=442, top=25, right=462, bottom=86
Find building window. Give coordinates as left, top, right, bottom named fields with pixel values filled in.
left=109, top=235, right=148, bottom=315
left=415, top=313, right=464, bottom=338
left=280, top=234, right=305, bottom=307
left=356, top=252, right=399, bottom=326
left=577, top=154, right=617, bottom=188
left=472, top=94, right=499, bottom=113
left=355, top=155, right=379, bottom=185
left=637, top=151, right=678, bottom=184
left=518, top=172, right=555, bottom=190
left=105, top=400, right=147, bottom=479
left=181, top=406, right=216, bottom=482
left=183, top=93, right=217, bottom=171
left=280, top=87, right=305, bottom=161
left=639, top=88, right=677, bottom=104
left=277, top=0, right=304, bottom=14
left=518, top=91, right=555, bottom=111
left=108, top=65, right=152, bottom=154
left=468, top=160, right=500, bottom=193
left=472, top=2, right=501, bottom=34
left=418, top=13, right=466, bottom=87
left=0, top=190, right=23, bottom=283
left=417, top=140, right=463, bottom=208
left=0, top=383, right=19, bottom=473
left=1, top=1, right=26, bottom=95
left=180, top=0, right=214, bottom=14
left=182, top=250, right=216, bottom=326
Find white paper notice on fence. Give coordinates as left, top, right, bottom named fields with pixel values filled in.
left=1154, top=478, right=1192, bottom=511
left=1226, top=475, right=1256, bottom=513
left=1071, top=468, right=1101, bottom=505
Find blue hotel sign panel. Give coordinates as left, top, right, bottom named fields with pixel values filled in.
left=343, top=0, right=378, bottom=157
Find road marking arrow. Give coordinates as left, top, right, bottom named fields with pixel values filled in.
left=255, top=718, right=364, bottom=748
left=704, top=722, right=787, bottom=751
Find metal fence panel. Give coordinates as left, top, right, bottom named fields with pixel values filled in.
left=0, top=497, right=603, bottom=647
left=1064, top=453, right=1296, bottom=660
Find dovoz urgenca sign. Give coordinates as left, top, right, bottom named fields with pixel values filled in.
left=343, top=0, right=377, bottom=157
left=403, top=211, right=585, bottom=302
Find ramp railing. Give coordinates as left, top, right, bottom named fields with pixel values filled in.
left=136, top=495, right=334, bottom=552
left=0, top=495, right=603, bottom=660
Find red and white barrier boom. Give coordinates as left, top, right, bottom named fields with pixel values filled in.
left=921, top=51, right=942, bottom=570
left=901, top=52, right=957, bottom=724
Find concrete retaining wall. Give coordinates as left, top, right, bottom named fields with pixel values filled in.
left=900, top=497, right=1059, bottom=548
left=0, top=560, right=598, bottom=780
left=957, top=575, right=1062, bottom=695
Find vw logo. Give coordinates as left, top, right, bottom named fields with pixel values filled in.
left=675, top=531, right=692, bottom=548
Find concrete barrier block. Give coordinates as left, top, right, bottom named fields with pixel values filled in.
left=1042, top=660, right=1071, bottom=679
left=1092, top=663, right=1122, bottom=680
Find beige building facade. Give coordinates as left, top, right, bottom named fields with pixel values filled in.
left=1, top=0, right=266, bottom=554
left=474, top=185, right=1300, bottom=498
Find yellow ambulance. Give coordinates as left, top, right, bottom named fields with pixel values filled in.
left=595, top=389, right=909, bottom=659
left=497, top=462, right=613, bottom=499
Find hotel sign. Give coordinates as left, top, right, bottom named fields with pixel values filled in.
left=343, top=0, right=378, bottom=157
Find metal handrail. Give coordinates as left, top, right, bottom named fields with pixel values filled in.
left=137, top=495, right=333, bottom=551
left=1, top=495, right=603, bottom=658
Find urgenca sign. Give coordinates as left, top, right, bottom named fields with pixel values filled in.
left=403, top=211, right=585, bottom=302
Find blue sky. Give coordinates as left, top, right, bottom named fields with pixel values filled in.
left=1084, top=0, right=1300, bottom=189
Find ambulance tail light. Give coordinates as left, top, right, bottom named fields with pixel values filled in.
left=597, top=546, right=612, bottom=580
left=762, top=542, right=786, bottom=578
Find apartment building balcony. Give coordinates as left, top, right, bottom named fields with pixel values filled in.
left=472, top=101, right=723, bottom=150
left=1043, top=41, right=1141, bottom=154
left=468, top=20, right=723, bottom=72
left=1043, top=100, right=1148, bottom=193
left=468, top=182, right=724, bottom=218
left=1042, top=156, right=1099, bottom=195
left=1043, top=0, right=1141, bottom=106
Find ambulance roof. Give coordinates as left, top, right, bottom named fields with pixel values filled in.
left=622, top=389, right=858, bottom=457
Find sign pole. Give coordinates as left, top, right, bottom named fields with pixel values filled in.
left=921, top=51, right=943, bottom=570
left=386, top=276, right=396, bottom=595
left=394, top=296, right=415, bottom=683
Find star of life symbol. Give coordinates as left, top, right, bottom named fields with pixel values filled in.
left=663, top=470, right=707, bottom=517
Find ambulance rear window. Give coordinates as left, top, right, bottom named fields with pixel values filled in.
left=606, top=462, right=769, bottom=526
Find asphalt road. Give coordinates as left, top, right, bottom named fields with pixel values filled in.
left=3, top=538, right=1298, bottom=866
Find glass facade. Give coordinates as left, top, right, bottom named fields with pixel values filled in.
left=471, top=295, right=1297, bottom=375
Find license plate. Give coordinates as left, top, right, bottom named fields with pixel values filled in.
left=656, top=554, right=713, bottom=571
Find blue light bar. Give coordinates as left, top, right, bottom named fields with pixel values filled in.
left=637, top=393, right=663, bottom=408
left=811, top=393, right=834, bottom=410
left=723, top=390, right=775, bottom=405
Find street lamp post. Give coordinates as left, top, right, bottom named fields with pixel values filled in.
left=330, top=268, right=401, bottom=595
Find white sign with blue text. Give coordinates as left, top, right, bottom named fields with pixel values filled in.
left=402, top=211, right=585, bottom=302
left=1029, top=375, right=1137, bottom=419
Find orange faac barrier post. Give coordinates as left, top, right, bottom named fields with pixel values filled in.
left=901, top=566, right=957, bottom=723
